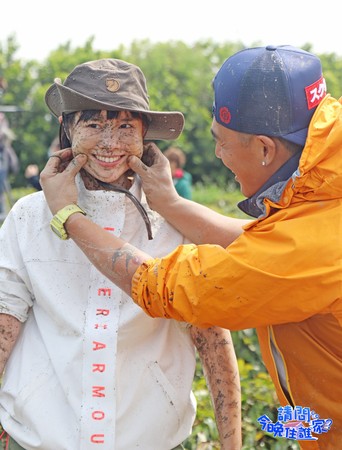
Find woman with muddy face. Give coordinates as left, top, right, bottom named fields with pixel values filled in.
left=0, top=58, right=241, bottom=450
left=61, top=109, right=149, bottom=190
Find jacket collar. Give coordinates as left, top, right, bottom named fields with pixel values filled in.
left=238, top=152, right=302, bottom=218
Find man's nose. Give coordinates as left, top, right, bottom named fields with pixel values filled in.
left=215, top=143, right=222, bottom=159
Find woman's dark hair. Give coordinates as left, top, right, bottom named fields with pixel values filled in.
left=59, top=110, right=149, bottom=149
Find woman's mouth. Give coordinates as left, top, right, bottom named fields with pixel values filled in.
left=94, top=154, right=123, bottom=164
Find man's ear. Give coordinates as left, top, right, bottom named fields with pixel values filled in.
left=256, top=135, right=277, bottom=166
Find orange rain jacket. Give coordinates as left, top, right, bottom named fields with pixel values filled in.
left=132, top=95, right=342, bottom=449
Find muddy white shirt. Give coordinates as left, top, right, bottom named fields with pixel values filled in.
left=0, top=176, right=196, bottom=450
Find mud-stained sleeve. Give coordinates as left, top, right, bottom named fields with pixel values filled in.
left=131, top=224, right=340, bottom=329
left=131, top=243, right=198, bottom=321
left=131, top=259, right=186, bottom=321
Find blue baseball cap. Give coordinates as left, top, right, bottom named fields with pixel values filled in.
left=212, top=45, right=327, bottom=146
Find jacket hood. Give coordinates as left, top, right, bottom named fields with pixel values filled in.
left=296, top=95, right=342, bottom=197
left=263, top=95, right=342, bottom=215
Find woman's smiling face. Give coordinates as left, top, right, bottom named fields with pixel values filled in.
left=67, top=110, right=145, bottom=187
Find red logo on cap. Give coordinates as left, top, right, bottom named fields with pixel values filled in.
left=305, top=76, right=326, bottom=110
left=219, top=106, right=231, bottom=124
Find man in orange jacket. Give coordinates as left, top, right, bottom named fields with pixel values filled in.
left=40, top=45, right=341, bottom=449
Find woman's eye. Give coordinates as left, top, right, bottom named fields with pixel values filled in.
left=87, top=123, right=101, bottom=129
left=120, top=123, right=132, bottom=129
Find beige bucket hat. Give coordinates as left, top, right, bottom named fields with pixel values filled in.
left=45, top=58, right=184, bottom=140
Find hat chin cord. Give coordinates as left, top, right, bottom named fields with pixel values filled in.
left=94, top=177, right=153, bottom=240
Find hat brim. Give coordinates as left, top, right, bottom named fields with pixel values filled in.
left=45, top=82, right=184, bottom=141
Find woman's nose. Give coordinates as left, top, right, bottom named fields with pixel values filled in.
left=100, top=129, right=121, bottom=149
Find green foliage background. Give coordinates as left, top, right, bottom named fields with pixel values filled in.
left=1, top=35, right=341, bottom=449
left=1, top=34, right=342, bottom=191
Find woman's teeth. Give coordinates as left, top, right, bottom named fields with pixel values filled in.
left=96, top=155, right=122, bottom=163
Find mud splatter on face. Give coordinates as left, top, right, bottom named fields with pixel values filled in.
left=68, top=110, right=145, bottom=189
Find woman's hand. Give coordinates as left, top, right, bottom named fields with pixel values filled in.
left=40, top=148, right=87, bottom=215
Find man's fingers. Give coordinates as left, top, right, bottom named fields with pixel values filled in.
left=63, top=153, right=88, bottom=176
left=128, top=143, right=164, bottom=175
left=141, top=143, right=159, bottom=167
left=128, top=155, right=149, bottom=174
left=44, top=148, right=73, bottom=173
left=41, top=151, right=87, bottom=184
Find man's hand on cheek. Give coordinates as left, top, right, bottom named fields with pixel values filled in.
left=40, top=149, right=88, bottom=215
left=128, top=143, right=179, bottom=211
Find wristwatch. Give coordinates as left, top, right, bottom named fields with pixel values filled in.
left=50, top=204, right=86, bottom=240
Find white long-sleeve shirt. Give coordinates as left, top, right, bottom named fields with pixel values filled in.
left=0, top=176, right=196, bottom=450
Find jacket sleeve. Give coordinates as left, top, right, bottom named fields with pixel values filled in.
left=131, top=219, right=341, bottom=329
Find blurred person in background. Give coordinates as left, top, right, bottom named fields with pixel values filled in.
left=164, top=146, right=192, bottom=199
left=24, top=136, right=60, bottom=191
left=0, top=113, right=19, bottom=216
